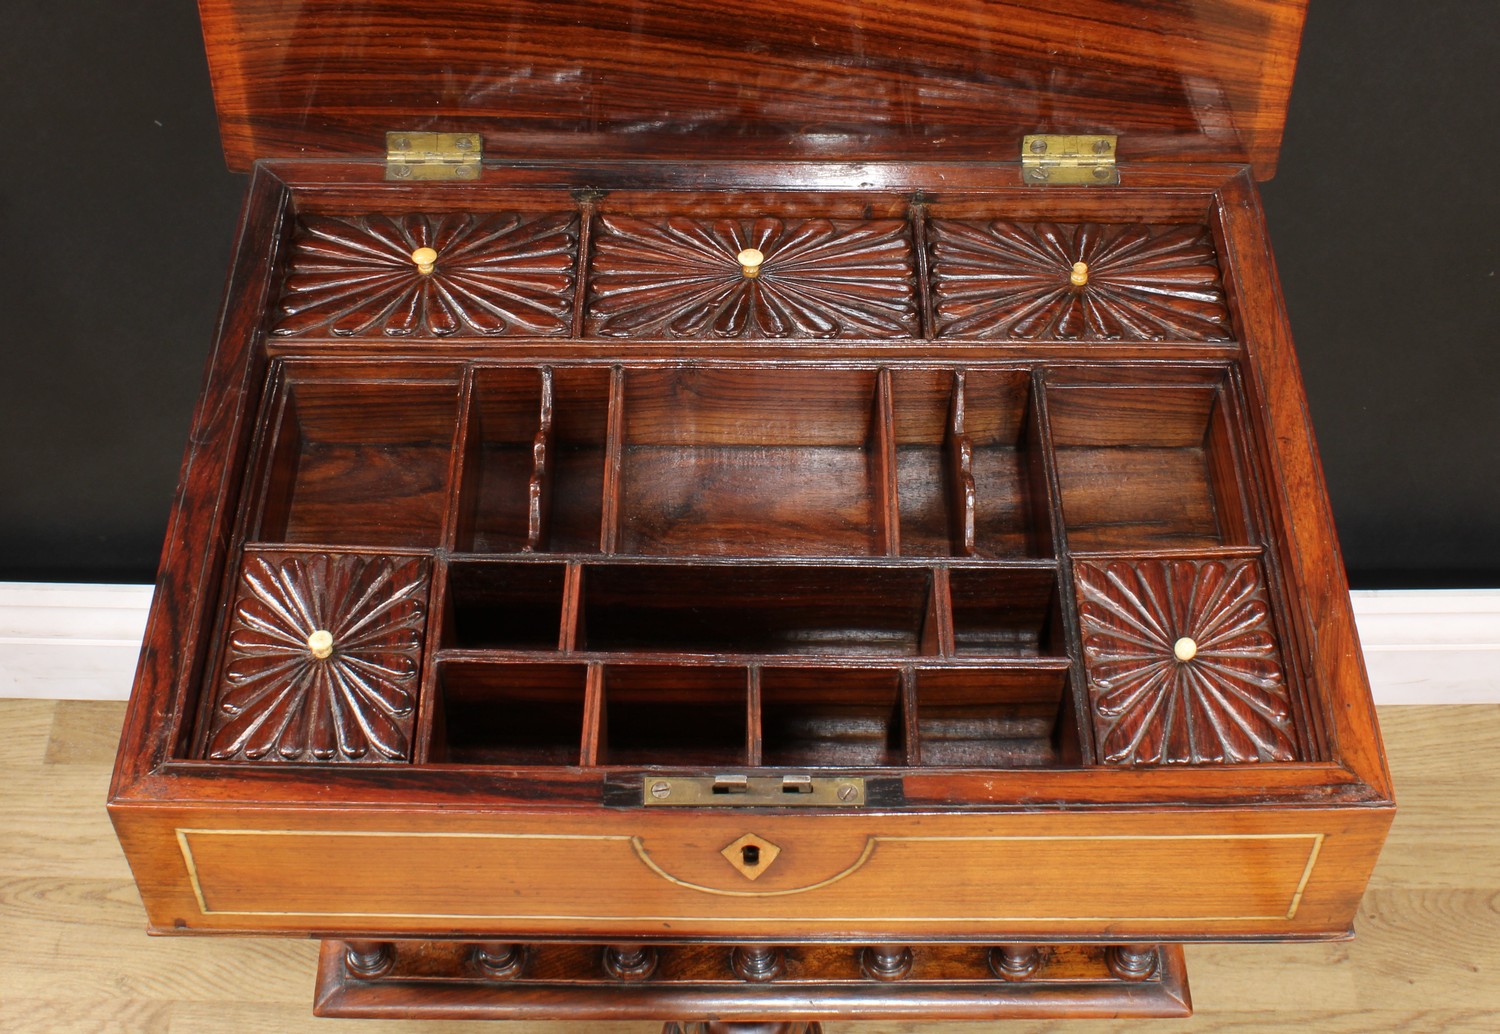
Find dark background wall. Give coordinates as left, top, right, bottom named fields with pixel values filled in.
left=0, top=2, right=1495, bottom=586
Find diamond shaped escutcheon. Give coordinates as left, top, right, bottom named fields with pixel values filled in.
left=721, top=833, right=782, bottom=881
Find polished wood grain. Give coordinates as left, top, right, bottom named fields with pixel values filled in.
left=201, top=550, right=430, bottom=763
left=273, top=213, right=578, bottom=338
left=9, top=702, right=1487, bottom=1032
left=1075, top=555, right=1296, bottom=765
left=928, top=222, right=1232, bottom=341
left=196, top=0, right=1307, bottom=177
left=587, top=217, right=917, bottom=339
left=108, top=155, right=1390, bottom=1023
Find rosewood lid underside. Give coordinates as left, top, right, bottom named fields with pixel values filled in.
left=197, top=0, right=1307, bottom=178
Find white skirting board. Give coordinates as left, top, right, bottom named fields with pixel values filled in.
left=0, top=581, right=1496, bottom=704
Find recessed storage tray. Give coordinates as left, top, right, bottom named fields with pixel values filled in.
left=580, top=563, right=932, bottom=656
left=252, top=365, right=461, bottom=547
left=455, top=366, right=610, bottom=554
left=1047, top=368, right=1253, bottom=551
left=434, top=661, right=588, bottom=765
left=759, top=667, right=906, bottom=767
left=619, top=367, right=887, bottom=556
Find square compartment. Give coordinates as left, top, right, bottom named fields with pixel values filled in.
left=892, top=368, right=1050, bottom=557
left=435, top=662, right=588, bottom=766
left=1048, top=373, right=1252, bottom=551
left=947, top=567, right=1061, bottom=657
left=619, top=367, right=885, bottom=556
left=255, top=368, right=460, bottom=547
left=445, top=560, right=567, bottom=649
left=759, top=667, right=906, bottom=767
left=600, top=665, right=749, bottom=767
left=914, top=667, right=1069, bottom=767
left=457, top=366, right=612, bottom=553
left=581, top=563, right=932, bottom=656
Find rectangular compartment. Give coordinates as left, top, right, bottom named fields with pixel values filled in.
left=759, top=667, right=906, bottom=767
left=445, top=560, right=567, bottom=650
left=1047, top=371, right=1252, bottom=551
left=914, top=667, right=1070, bottom=767
left=457, top=365, right=613, bottom=554
left=599, top=664, right=749, bottom=767
left=618, top=367, right=886, bottom=556
left=454, top=367, right=546, bottom=553
left=433, top=661, right=587, bottom=766
left=581, top=563, right=932, bottom=656
left=254, top=367, right=460, bottom=547
left=947, top=567, right=1062, bottom=657
left=891, top=368, right=1050, bottom=557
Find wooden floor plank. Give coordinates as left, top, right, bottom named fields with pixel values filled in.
left=1, top=701, right=1496, bottom=1033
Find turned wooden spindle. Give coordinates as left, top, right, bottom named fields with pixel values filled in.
left=730, top=944, right=785, bottom=983
left=666, top=1023, right=822, bottom=1034
left=1070, top=260, right=1090, bottom=286
left=1173, top=636, right=1199, bottom=662
left=736, top=247, right=765, bottom=279
left=1107, top=944, right=1160, bottom=981
left=473, top=941, right=525, bottom=979
left=343, top=940, right=394, bottom=979
left=603, top=943, right=658, bottom=981
left=860, top=944, right=914, bottom=982
left=410, top=246, right=438, bottom=275
left=989, top=944, right=1042, bottom=981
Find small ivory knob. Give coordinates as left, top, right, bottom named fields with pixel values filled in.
left=1070, top=261, right=1089, bottom=287
left=307, top=629, right=335, bottom=660
left=1173, top=637, right=1198, bottom=662
left=410, top=247, right=438, bottom=275
left=737, top=247, right=765, bottom=279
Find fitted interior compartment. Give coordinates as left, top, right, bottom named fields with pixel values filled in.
left=946, top=567, right=1062, bottom=657
left=891, top=368, right=1050, bottom=557
left=618, top=367, right=888, bottom=556
left=599, top=664, right=749, bottom=766
left=444, top=560, right=567, bottom=649
left=1047, top=371, right=1252, bottom=550
left=913, top=666, right=1070, bottom=767
left=254, top=369, right=460, bottom=547
left=457, top=366, right=612, bottom=553
left=433, top=661, right=587, bottom=765
left=759, top=667, right=907, bottom=767
left=581, top=563, right=931, bottom=656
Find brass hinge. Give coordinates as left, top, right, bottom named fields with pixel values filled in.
left=384, top=132, right=482, bottom=181
left=1021, top=134, right=1119, bottom=185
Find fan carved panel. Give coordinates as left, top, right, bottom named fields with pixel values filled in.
left=929, top=221, right=1232, bottom=341
left=587, top=216, right=918, bottom=339
left=272, top=213, right=577, bottom=338
left=204, top=551, right=429, bottom=763
left=1075, top=556, right=1296, bottom=765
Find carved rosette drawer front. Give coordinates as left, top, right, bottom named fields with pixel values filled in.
left=586, top=216, right=919, bottom=339
left=928, top=221, right=1233, bottom=341
left=201, top=550, right=431, bottom=763
left=1075, top=555, right=1298, bottom=766
left=272, top=213, right=579, bottom=337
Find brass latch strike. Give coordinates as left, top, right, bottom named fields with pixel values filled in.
left=642, top=774, right=866, bottom=807
left=1021, top=134, right=1119, bottom=185
left=385, top=132, right=482, bottom=181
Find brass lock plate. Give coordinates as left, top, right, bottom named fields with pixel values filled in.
left=642, top=774, right=867, bottom=807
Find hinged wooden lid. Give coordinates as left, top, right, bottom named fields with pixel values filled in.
left=199, top=0, right=1306, bottom=179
